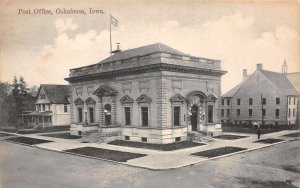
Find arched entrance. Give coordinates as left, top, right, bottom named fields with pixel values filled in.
left=191, top=105, right=198, bottom=131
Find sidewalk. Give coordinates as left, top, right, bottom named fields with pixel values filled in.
left=1, top=130, right=299, bottom=170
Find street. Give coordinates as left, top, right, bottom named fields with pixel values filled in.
left=0, top=140, right=299, bottom=188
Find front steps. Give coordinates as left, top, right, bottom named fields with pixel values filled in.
left=187, top=131, right=214, bottom=142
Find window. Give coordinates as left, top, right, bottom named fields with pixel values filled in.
left=141, top=137, right=147, bottom=142
left=249, top=98, right=253, bottom=105
left=125, top=136, right=130, bottom=140
left=175, top=137, right=181, bottom=142
left=262, top=98, right=266, bottom=105
left=104, top=104, right=111, bottom=126
left=237, top=109, right=240, bottom=116
left=289, top=97, right=291, bottom=105
left=276, top=98, right=280, bottom=105
left=64, top=104, right=68, bottom=113
left=141, top=107, right=148, bottom=127
left=221, top=109, right=224, bottom=117
left=124, top=107, right=131, bottom=126
left=40, top=94, right=45, bottom=99
left=221, top=99, right=224, bottom=105
left=89, top=107, right=94, bottom=123
left=208, top=105, right=213, bottom=123
left=294, top=98, right=296, bottom=105
left=293, top=108, right=295, bottom=117
left=42, top=104, right=45, bottom=111
left=237, top=99, right=240, bottom=105
left=173, top=106, right=181, bottom=126
left=226, top=109, right=230, bottom=117
left=289, top=108, right=291, bottom=117
left=227, top=99, right=230, bottom=105
left=78, top=107, right=83, bottom=123
left=262, top=109, right=266, bottom=117
left=275, top=109, right=279, bottom=117
left=249, top=109, right=252, bottom=116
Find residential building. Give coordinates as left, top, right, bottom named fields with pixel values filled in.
left=65, top=43, right=227, bottom=144
left=21, top=84, right=71, bottom=127
left=221, top=63, right=298, bottom=125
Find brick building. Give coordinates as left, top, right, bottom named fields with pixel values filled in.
left=221, top=63, right=298, bottom=125
left=65, top=43, right=226, bottom=144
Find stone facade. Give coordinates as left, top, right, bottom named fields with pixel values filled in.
left=66, top=43, right=226, bottom=143
left=221, top=64, right=298, bottom=125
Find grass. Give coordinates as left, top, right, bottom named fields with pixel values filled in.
left=5, top=136, right=53, bottom=145
left=41, top=133, right=82, bottom=139
left=0, top=127, right=17, bottom=133
left=107, top=140, right=205, bottom=151
left=282, top=132, right=300, bottom=138
left=213, top=134, right=248, bottom=140
left=17, top=125, right=70, bottom=134
left=222, top=127, right=282, bottom=134
left=0, top=132, right=14, bottom=137
left=237, top=177, right=297, bottom=188
left=64, top=147, right=147, bottom=162
left=191, top=146, right=247, bottom=158
left=254, top=138, right=284, bottom=144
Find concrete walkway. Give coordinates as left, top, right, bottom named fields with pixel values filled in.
left=1, top=130, right=299, bottom=170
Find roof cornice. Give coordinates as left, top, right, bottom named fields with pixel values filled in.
left=65, top=63, right=227, bottom=83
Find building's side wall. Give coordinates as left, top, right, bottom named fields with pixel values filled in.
left=52, top=104, right=70, bottom=126
left=287, top=96, right=297, bottom=124
left=222, top=71, right=289, bottom=125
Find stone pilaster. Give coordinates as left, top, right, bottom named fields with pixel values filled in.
left=156, top=78, right=167, bottom=127
left=111, top=97, right=117, bottom=125
left=98, top=97, right=104, bottom=127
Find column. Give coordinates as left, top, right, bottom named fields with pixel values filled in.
left=111, top=97, right=117, bottom=125
left=98, top=96, right=104, bottom=127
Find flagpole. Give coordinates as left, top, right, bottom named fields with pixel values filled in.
left=109, top=15, right=112, bottom=57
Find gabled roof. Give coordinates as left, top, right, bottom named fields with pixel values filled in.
left=261, top=70, right=298, bottom=95
left=222, top=79, right=247, bottom=98
left=222, top=69, right=298, bottom=98
left=99, top=43, right=187, bottom=64
left=38, top=84, right=70, bottom=104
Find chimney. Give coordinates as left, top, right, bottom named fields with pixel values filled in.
left=243, top=69, right=248, bottom=80
left=256, top=64, right=263, bottom=70
left=112, top=43, right=121, bottom=54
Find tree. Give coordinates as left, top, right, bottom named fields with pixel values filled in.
left=0, top=82, right=10, bottom=127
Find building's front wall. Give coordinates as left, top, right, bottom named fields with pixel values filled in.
left=287, top=96, right=297, bottom=124
left=221, top=70, right=297, bottom=125
left=68, top=51, right=225, bottom=143
left=70, top=71, right=223, bottom=143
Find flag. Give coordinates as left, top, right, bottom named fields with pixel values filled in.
left=111, top=15, right=118, bottom=27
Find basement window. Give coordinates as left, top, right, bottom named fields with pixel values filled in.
left=141, top=137, right=147, bottom=142
left=125, top=136, right=130, bottom=140
left=175, top=137, right=181, bottom=142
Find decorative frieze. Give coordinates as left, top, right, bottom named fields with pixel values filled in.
left=122, top=82, right=132, bottom=93
left=206, top=82, right=214, bottom=92
left=172, top=80, right=182, bottom=92
left=139, top=80, right=150, bottom=92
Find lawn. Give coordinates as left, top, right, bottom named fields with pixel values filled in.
left=282, top=132, right=300, bottom=138
left=107, top=140, right=205, bottom=151
left=222, top=127, right=282, bottom=134
left=0, top=133, right=14, bottom=137
left=41, top=133, right=82, bottom=139
left=17, top=125, right=70, bottom=134
left=254, top=138, right=284, bottom=144
left=213, top=134, right=248, bottom=140
left=64, top=147, right=147, bottom=162
left=5, top=136, right=53, bottom=145
left=191, top=146, right=247, bottom=158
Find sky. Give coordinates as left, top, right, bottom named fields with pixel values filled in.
left=0, top=0, right=299, bottom=94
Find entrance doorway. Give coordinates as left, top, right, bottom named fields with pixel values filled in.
left=191, top=105, right=198, bottom=131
